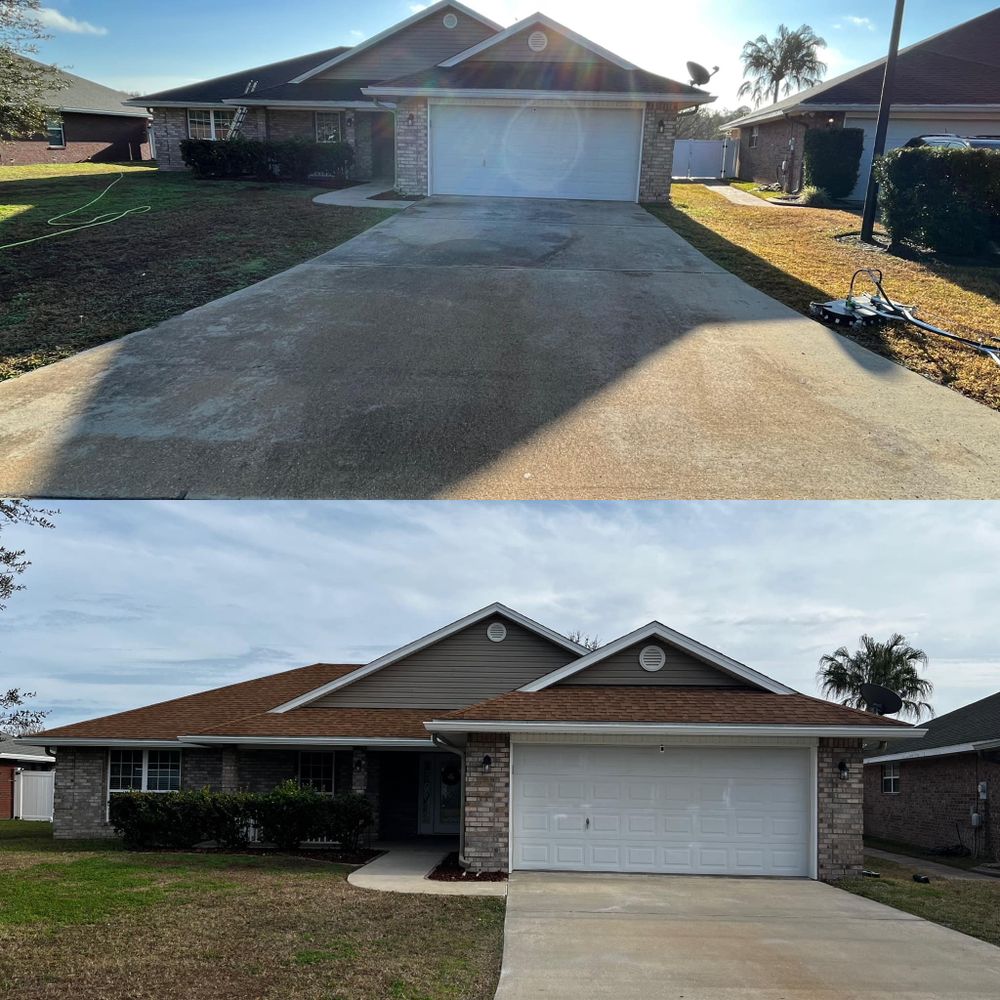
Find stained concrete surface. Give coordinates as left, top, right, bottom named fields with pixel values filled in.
left=1, top=196, right=999, bottom=498
left=494, top=872, right=1000, bottom=999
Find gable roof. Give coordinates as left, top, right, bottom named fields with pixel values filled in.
left=428, top=686, right=920, bottom=736
left=269, top=603, right=588, bottom=713
left=125, top=46, right=353, bottom=106
left=0, top=737, right=55, bottom=763
left=866, top=690, right=1000, bottom=763
left=289, top=1, right=502, bottom=84
left=725, top=8, right=1000, bottom=129
left=520, top=621, right=794, bottom=694
left=36, top=663, right=359, bottom=743
left=438, top=12, right=634, bottom=70
left=26, top=58, right=148, bottom=118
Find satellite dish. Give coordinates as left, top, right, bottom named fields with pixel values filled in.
left=860, top=683, right=904, bottom=716
left=687, top=61, right=720, bottom=87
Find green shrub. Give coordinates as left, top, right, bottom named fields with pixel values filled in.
left=324, top=792, right=375, bottom=853
left=803, top=127, right=864, bottom=199
left=109, top=789, right=210, bottom=848
left=179, top=137, right=355, bottom=182
left=202, top=791, right=256, bottom=849
left=251, top=780, right=329, bottom=850
left=798, top=185, right=833, bottom=207
left=876, top=146, right=1000, bottom=256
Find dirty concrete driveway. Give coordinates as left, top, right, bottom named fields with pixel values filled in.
left=495, top=872, right=1000, bottom=1000
left=2, top=195, right=1000, bottom=498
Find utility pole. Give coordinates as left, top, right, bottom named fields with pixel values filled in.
left=860, top=0, right=906, bottom=243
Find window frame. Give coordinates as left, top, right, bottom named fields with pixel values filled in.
left=315, top=111, right=345, bottom=144
left=187, top=108, right=235, bottom=141
left=881, top=762, right=900, bottom=794
left=299, top=750, right=336, bottom=795
left=46, top=118, right=66, bottom=149
left=748, top=126, right=759, bottom=150
left=108, top=748, right=182, bottom=795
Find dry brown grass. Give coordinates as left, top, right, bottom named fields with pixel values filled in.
left=650, top=185, right=1000, bottom=410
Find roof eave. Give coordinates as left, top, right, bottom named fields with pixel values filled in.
left=866, top=736, right=1000, bottom=764
left=179, top=734, right=435, bottom=747
left=427, top=720, right=925, bottom=737
left=362, top=86, right=713, bottom=103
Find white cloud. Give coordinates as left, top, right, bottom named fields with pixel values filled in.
left=409, top=3, right=428, bottom=12
left=35, top=6, right=108, bottom=36
left=845, top=16, right=876, bottom=31
left=350, top=29, right=365, bottom=39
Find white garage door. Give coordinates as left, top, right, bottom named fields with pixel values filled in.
left=430, top=103, right=643, bottom=201
left=512, top=744, right=812, bottom=876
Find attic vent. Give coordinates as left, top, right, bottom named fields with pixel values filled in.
left=487, top=621, right=507, bottom=642
left=443, top=12, right=458, bottom=28
left=527, top=30, right=548, bottom=52
left=639, top=645, right=666, bottom=672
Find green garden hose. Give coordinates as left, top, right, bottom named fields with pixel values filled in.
left=0, top=170, right=151, bottom=251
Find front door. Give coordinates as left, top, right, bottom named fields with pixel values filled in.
left=371, top=112, right=395, bottom=179
left=418, top=753, right=461, bottom=835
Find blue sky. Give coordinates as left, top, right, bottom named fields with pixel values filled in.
left=2, top=501, right=998, bottom=731
left=32, top=1, right=1000, bottom=108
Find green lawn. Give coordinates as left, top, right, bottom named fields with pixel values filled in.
left=0, top=821, right=505, bottom=1000
left=0, top=163, right=394, bottom=381
left=839, top=853, right=1000, bottom=947
left=728, top=181, right=787, bottom=202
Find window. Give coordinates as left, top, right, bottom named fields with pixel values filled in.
left=187, top=109, right=235, bottom=141
left=881, top=762, right=900, bottom=794
left=749, top=126, right=759, bottom=150
left=46, top=118, right=65, bottom=148
left=315, top=111, right=344, bottom=144
left=109, top=749, right=181, bottom=793
left=300, top=751, right=336, bottom=794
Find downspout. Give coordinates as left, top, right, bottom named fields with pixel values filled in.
left=432, top=732, right=468, bottom=867
left=371, top=98, right=398, bottom=191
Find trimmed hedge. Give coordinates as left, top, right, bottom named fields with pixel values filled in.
left=179, top=137, right=355, bottom=182
left=803, top=127, right=864, bottom=200
left=875, top=146, right=1000, bottom=256
left=109, top=782, right=374, bottom=851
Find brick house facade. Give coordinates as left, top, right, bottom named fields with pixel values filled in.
left=1, top=111, right=150, bottom=167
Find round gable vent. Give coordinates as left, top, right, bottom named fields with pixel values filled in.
left=639, top=645, right=666, bottom=672
left=442, top=12, right=458, bottom=29
left=487, top=621, right=507, bottom=642
left=527, top=30, right=548, bottom=52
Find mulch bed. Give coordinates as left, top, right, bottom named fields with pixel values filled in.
left=428, top=852, right=507, bottom=882
left=368, top=190, right=424, bottom=201
left=125, top=846, right=382, bottom=865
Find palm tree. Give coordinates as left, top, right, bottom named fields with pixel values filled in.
left=818, top=633, right=934, bottom=721
left=738, top=24, right=828, bottom=107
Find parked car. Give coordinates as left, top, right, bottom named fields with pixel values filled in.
left=904, top=133, right=1000, bottom=149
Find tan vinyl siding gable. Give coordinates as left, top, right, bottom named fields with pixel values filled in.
left=468, top=26, right=609, bottom=64
left=313, top=617, right=578, bottom=709
left=316, top=7, right=496, bottom=80
left=560, top=639, right=753, bottom=687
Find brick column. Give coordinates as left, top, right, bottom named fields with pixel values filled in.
left=221, top=748, right=239, bottom=792
left=463, top=734, right=510, bottom=872
left=53, top=748, right=114, bottom=839
left=817, top=738, right=864, bottom=880
left=638, top=102, right=677, bottom=203
left=395, top=98, right=428, bottom=196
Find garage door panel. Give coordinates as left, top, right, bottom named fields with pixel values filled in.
left=512, top=745, right=811, bottom=876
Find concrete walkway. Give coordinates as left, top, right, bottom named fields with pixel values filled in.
left=704, top=182, right=784, bottom=207
left=3, top=195, right=1000, bottom=498
left=494, top=872, right=1000, bottom=1000
left=347, top=842, right=507, bottom=897
left=866, top=846, right=995, bottom=880
left=313, top=179, right=414, bottom=210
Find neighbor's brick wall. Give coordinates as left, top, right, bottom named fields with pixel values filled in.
left=864, top=753, right=999, bottom=862
left=0, top=764, right=14, bottom=820
left=0, top=112, right=149, bottom=167
left=53, top=748, right=114, bottom=839
left=151, top=106, right=265, bottom=171
left=817, top=738, right=864, bottom=880
left=395, top=98, right=428, bottom=196
left=638, top=102, right=677, bottom=203
left=463, top=733, right=510, bottom=872
left=735, top=114, right=844, bottom=193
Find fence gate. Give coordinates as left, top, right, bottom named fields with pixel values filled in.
left=14, top=770, right=55, bottom=821
left=673, top=139, right=738, bottom=179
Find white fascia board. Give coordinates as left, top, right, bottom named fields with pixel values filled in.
left=438, top=12, right=636, bottom=70
left=726, top=102, right=1000, bottom=130
left=0, top=751, right=55, bottom=762
left=290, top=1, right=503, bottom=85
left=269, top=603, right=588, bottom=714
left=364, top=86, right=713, bottom=105
left=183, top=735, right=434, bottom=748
left=40, top=738, right=195, bottom=748
left=865, top=742, right=978, bottom=764
left=131, top=101, right=232, bottom=109
left=521, top=621, right=794, bottom=694
left=973, top=737, right=1000, bottom=751
left=220, top=99, right=387, bottom=109
left=60, top=106, right=151, bottom=118
left=426, top=720, right=928, bottom=738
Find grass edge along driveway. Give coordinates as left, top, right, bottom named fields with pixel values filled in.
left=0, top=821, right=504, bottom=1000
left=0, top=163, right=395, bottom=381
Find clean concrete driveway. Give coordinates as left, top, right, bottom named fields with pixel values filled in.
left=2, top=196, right=1000, bottom=498
left=496, top=872, right=1000, bottom=1000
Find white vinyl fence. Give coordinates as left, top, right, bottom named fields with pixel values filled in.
left=14, top=770, right=54, bottom=821
left=673, top=138, right=738, bottom=179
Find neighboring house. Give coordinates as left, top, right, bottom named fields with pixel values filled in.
left=864, top=692, right=1000, bottom=861
left=124, top=1, right=712, bottom=202
left=724, top=8, right=1000, bottom=198
left=0, top=737, right=55, bottom=820
left=37, top=603, right=921, bottom=880
left=1, top=59, right=151, bottom=166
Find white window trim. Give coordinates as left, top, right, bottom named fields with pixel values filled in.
left=749, top=126, right=759, bottom=149
left=187, top=108, right=234, bottom=141
left=298, top=749, right=337, bottom=795
left=46, top=119, right=66, bottom=149
left=107, top=748, right=182, bottom=794
left=882, top=761, right=900, bottom=794
left=315, top=111, right=345, bottom=144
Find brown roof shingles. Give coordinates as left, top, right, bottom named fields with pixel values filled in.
left=194, top=708, right=440, bottom=741
left=440, top=686, right=913, bottom=728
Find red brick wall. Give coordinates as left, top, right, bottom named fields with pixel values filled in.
left=735, top=113, right=845, bottom=192
left=1, top=112, right=150, bottom=166
left=864, top=753, right=999, bottom=861
left=0, top=764, right=14, bottom=820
